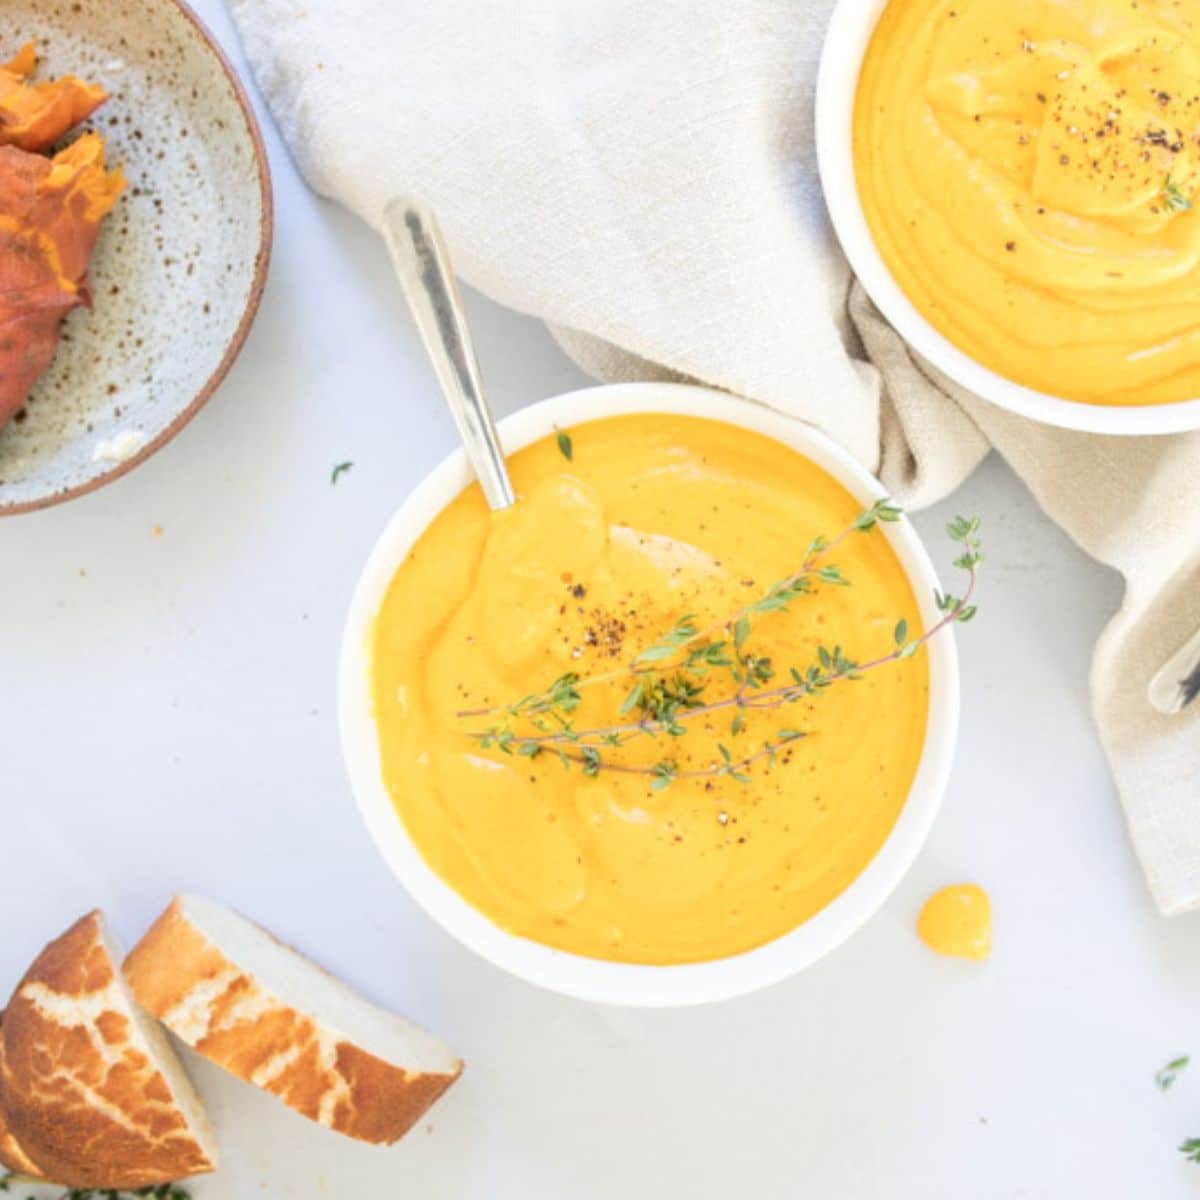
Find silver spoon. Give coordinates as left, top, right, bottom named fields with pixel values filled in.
left=1149, top=626, right=1200, bottom=716
left=382, top=196, right=515, bottom=510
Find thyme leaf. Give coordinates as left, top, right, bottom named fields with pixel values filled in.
left=1158, top=1055, right=1190, bottom=1092
left=1165, top=175, right=1193, bottom=213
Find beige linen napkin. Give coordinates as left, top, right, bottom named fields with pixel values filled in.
left=229, top=0, right=1200, bottom=914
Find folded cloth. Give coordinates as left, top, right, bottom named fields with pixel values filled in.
left=230, top=0, right=1200, bottom=914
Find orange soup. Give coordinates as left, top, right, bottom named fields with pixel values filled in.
left=370, top=415, right=929, bottom=964
left=856, top=0, right=1200, bottom=406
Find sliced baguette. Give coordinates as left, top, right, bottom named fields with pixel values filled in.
left=125, top=895, right=462, bottom=1145
left=1, top=911, right=218, bottom=1188
left=0, top=1014, right=43, bottom=1178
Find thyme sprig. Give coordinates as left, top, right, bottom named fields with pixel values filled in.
left=457, top=498, right=902, bottom=721
left=462, top=504, right=982, bottom=786
left=0, top=1177, right=189, bottom=1200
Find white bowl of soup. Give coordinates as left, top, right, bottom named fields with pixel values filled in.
left=816, top=0, right=1200, bottom=435
left=339, top=383, right=959, bottom=1006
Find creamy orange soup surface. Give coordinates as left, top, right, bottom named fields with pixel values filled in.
left=371, top=415, right=929, bottom=964
left=857, top=0, right=1200, bottom=407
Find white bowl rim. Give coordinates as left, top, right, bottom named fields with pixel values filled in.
left=338, top=382, right=959, bottom=1007
left=815, top=0, right=1200, bottom=437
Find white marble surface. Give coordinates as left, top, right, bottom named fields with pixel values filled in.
left=1, top=2, right=1198, bottom=1195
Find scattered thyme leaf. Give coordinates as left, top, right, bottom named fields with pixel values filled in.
left=330, top=460, right=354, bottom=485
left=556, top=430, right=574, bottom=461
left=1165, top=175, right=1193, bottom=214
left=1180, top=1137, right=1200, bottom=1164
left=1157, top=1055, right=1190, bottom=1092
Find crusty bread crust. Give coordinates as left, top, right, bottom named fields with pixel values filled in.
left=1, top=911, right=216, bottom=1188
left=125, top=898, right=461, bottom=1145
left=0, top=1014, right=42, bottom=1178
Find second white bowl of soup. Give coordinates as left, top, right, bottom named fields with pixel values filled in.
left=817, top=0, right=1200, bottom=435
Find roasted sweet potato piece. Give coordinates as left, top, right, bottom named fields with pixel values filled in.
left=0, top=134, right=125, bottom=425
left=0, top=42, right=107, bottom=153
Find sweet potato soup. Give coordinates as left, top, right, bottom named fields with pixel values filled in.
left=856, top=0, right=1200, bottom=407
left=370, top=415, right=929, bottom=964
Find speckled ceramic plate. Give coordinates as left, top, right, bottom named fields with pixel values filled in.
left=0, top=0, right=271, bottom=515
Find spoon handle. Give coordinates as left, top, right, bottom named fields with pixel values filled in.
left=1149, top=624, right=1200, bottom=716
left=383, top=197, right=515, bottom=511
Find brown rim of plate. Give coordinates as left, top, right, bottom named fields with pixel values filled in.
left=0, top=0, right=275, bottom=518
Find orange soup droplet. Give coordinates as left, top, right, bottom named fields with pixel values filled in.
left=918, top=884, right=991, bottom=962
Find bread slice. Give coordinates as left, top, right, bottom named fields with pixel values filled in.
left=125, top=895, right=463, bottom=1145
left=0, top=1013, right=43, bottom=1179
left=0, top=911, right=218, bottom=1188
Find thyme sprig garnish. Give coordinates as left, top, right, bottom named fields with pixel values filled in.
left=458, top=498, right=902, bottom=719
left=0, top=1177, right=189, bottom=1200
left=461, top=504, right=982, bottom=786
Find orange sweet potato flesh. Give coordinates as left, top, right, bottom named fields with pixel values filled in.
left=0, top=135, right=125, bottom=425
left=0, top=43, right=107, bottom=153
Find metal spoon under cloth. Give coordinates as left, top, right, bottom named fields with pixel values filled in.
left=1148, top=626, right=1200, bottom=716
